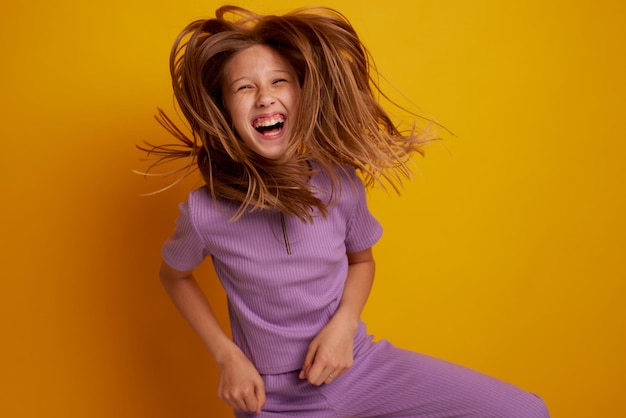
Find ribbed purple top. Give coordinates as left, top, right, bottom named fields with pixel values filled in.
left=162, top=164, right=383, bottom=374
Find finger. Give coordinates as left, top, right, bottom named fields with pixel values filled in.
left=230, top=396, right=248, bottom=413
left=233, top=396, right=250, bottom=412
left=298, top=363, right=310, bottom=380
left=241, top=387, right=260, bottom=413
left=219, top=389, right=245, bottom=412
left=299, top=345, right=318, bottom=379
left=305, top=350, right=327, bottom=384
left=255, top=380, right=266, bottom=414
left=309, top=364, right=334, bottom=386
left=304, top=362, right=322, bottom=385
left=324, top=370, right=339, bottom=385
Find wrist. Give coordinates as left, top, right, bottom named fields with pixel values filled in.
left=209, top=337, right=243, bottom=368
left=332, top=307, right=360, bottom=332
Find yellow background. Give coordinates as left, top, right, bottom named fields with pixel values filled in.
left=1, top=0, right=624, bottom=417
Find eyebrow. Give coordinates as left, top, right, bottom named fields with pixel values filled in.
left=228, top=70, right=293, bottom=87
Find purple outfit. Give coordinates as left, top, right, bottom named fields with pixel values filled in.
left=162, top=164, right=549, bottom=417
left=162, top=164, right=381, bottom=374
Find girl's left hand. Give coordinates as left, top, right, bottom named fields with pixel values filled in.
left=298, top=314, right=357, bottom=386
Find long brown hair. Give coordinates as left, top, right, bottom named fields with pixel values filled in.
left=140, top=5, right=435, bottom=221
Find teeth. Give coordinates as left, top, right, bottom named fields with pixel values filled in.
left=253, top=115, right=285, bottom=128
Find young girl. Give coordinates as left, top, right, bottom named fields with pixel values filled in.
left=145, top=5, right=549, bottom=417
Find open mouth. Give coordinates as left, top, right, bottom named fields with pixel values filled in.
left=253, top=115, right=285, bottom=137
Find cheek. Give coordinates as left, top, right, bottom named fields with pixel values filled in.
left=221, top=102, right=246, bottom=141
left=290, top=91, right=301, bottom=114
left=225, top=100, right=248, bottom=127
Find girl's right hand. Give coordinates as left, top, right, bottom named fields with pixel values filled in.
left=217, top=348, right=266, bottom=414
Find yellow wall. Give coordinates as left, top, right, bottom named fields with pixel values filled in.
left=1, top=0, right=624, bottom=417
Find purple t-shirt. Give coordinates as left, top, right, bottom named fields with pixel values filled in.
left=162, top=164, right=383, bottom=374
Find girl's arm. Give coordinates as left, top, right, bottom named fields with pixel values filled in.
left=299, top=247, right=375, bottom=385
left=159, top=261, right=266, bottom=414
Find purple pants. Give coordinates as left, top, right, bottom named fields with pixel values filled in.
left=235, top=339, right=549, bottom=417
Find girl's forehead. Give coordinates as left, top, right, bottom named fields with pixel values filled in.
left=224, top=44, right=293, bottom=77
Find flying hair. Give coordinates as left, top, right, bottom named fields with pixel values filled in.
left=138, top=5, right=437, bottom=222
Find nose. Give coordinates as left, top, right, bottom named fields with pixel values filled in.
left=256, top=86, right=275, bottom=107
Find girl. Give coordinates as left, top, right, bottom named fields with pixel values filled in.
left=144, top=5, right=549, bottom=417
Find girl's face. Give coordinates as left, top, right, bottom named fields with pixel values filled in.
left=222, top=44, right=301, bottom=160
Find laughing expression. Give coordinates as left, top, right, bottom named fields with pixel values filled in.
left=222, top=44, right=301, bottom=160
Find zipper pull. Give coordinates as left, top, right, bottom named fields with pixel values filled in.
left=280, top=213, right=292, bottom=255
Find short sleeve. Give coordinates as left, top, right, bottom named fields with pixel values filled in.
left=161, top=199, right=208, bottom=271
left=344, top=169, right=383, bottom=253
